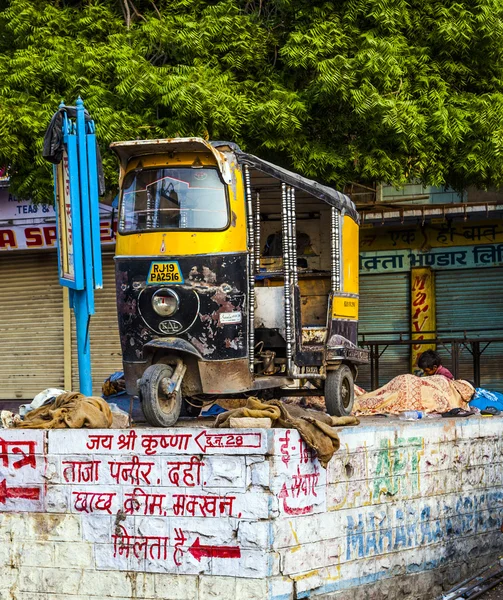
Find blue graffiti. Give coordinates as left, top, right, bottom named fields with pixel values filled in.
left=346, top=491, right=503, bottom=561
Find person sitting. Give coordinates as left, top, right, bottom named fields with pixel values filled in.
left=418, top=350, right=453, bottom=380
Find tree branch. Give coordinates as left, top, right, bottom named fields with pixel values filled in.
left=150, top=0, right=161, bottom=19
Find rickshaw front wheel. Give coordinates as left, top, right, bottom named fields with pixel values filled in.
left=325, top=365, right=355, bottom=417
left=139, top=363, right=182, bottom=427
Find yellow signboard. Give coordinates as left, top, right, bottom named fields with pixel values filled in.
left=332, top=296, right=359, bottom=320
left=147, top=261, right=184, bottom=284
left=411, top=268, right=436, bottom=374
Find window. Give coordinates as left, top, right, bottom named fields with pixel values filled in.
left=119, top=167, right=229, bottom=233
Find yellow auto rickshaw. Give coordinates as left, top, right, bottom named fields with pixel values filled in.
left=111, top=138, right=368, bottom=426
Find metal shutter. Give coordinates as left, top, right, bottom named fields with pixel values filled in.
left=358, top=272, right=410, bottom=390
left=71, top=254, right=123, bottom=394
left=436, top=268, right=503, bottom=389
left=0, top=252, right=64, bottom=399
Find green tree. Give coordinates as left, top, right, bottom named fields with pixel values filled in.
left=0, top=0, right=503, bottom=202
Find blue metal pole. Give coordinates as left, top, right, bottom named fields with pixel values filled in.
left=75, top=97, right=94, bottom=396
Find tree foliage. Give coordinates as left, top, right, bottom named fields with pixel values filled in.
left=1, top=0, right=503, bottom=201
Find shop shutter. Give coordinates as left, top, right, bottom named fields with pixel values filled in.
left=0, top=252, right=64, bottom=400
left=436, top=268, right=503, bottom=390
left=358, top=272, right=410, bottom=390
left=71, top=254, right=123, bottom=394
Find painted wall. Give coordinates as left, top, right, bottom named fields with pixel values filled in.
left=0, top=420, right=502, bottom=599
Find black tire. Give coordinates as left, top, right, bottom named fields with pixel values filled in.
left=325, top=365, right=355, bottom=417
left=139, top=363, right=182, bottom=427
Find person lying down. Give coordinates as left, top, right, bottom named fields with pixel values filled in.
left=354, top=374, right=474, bottom=416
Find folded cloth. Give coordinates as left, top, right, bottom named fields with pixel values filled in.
left=14, top=392, right=112, bottom=429
left=214, top=398, right=359, bottom=468
left=354, top=374, right=474, bottom=416
left=470, top=388, right=503, bottom=413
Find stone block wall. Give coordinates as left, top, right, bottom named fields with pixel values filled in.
left=0, top=417, right=502, bottom=599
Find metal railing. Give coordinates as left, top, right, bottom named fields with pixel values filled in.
left=358, top=328, right=503, bottom=390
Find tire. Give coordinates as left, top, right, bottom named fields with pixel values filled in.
left=139, top=363, right=182, bottom=427
left=325, top=365, right=355, bottom=417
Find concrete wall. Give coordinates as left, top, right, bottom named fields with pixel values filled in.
left=0, top=418, right=502, bottom=599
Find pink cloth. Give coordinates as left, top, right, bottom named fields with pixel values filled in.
left=435, top=365, right=454, bottom=380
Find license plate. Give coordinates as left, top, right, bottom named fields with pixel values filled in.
left=147, top=261, right=184, bottom=284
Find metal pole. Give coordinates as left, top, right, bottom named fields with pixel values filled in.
left=375, top=345, right=380, bottom=388
left=244, top=165, right=255, bottom=373
left=281, top=183, right=293, bottom=375
left=75, top=98, right=94, bottom=396
left=254, top=191, right=261, bottom=273
left=331, top=207, right=341, bottom=292
left=472, top=341, right=481, bottom=387
left=370, top=345, right=376, bottom=391
left=287, top=186, right=297, bottom=357
left=289, top=187, right=298, bottom=287
left=452, top=341, right=459, bottom=380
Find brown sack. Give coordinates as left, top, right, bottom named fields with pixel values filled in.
left=15, top=392, right=113, bottom=429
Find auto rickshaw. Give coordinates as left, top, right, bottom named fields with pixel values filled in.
left=110, top=138, right=369, bottom=426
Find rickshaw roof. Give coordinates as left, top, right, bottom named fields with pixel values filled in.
left=110, top=137, right=359, bottom=222
left=233, top=150, right=359, bottom=222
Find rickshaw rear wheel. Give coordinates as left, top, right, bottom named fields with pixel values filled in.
left=139, top=363, right=182, bottom=427
left=325, top=365, right=355, bottom=417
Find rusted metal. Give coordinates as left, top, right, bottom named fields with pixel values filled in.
left=116, top=254, right=247, bottom=365
left=302, top=327, right=327, bottom=346
left=198, top=359, right=253, bottom=394
left=110, top=137, right=233, bottom=184
left=160, top=358, right=186, bottom=395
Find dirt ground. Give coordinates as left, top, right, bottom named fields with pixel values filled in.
left=481, top=584, right=503, bottom=599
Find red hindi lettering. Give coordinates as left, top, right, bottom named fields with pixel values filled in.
left=62, top=460, right=100, bottom=483
left=0, top=439, right=37, bottom=470
left=86, top=435, right=114, bottom=451
left=109, top=456, right=153, bottom=485
left=279, top=430, right=291, bottom=467
left=173, top=528, right=186, bottom=566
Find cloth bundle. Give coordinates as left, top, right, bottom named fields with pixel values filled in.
left=215, top=397, right=359, bottom=468
left=14, top=392, right=112, bottom=429
left=354, top=374, right=474, bottom=416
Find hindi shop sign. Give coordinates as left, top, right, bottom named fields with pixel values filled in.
left=360, top=243, right=503, bottom=274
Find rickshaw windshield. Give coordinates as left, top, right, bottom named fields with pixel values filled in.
left=119, top=167, right=229, bottom=233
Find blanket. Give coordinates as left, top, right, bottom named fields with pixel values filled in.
left=354, top=374, right=474, bottom=416
left=215, top=397, right=359, bottom=467
left=14, top=392, right=113, bottom=429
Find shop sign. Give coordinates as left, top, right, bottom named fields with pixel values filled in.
left=0, top=188, right=55, bottom=220
left=410, top=268, right=436, bottom=374
left=0, top=219, right=115, bottom=251
left=360, top=243, right=503, bottom=274
left=360, top=220, right=503, bottom=251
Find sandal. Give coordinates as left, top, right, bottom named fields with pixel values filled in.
left=441, top=408, right=474, bottom=418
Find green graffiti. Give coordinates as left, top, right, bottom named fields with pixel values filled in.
left=373, top=437, right=423, bottom=500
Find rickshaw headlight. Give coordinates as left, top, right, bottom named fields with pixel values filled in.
left=152, top=289, right=179, bottom=317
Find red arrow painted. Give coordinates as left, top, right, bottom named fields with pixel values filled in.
left=0, top=479, right=40, bottom=504
left=188, top=537, right=241, bottom=562
left=194, top=430, right=262, bottom=453
left=279, top=483, right=313, bottom=516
